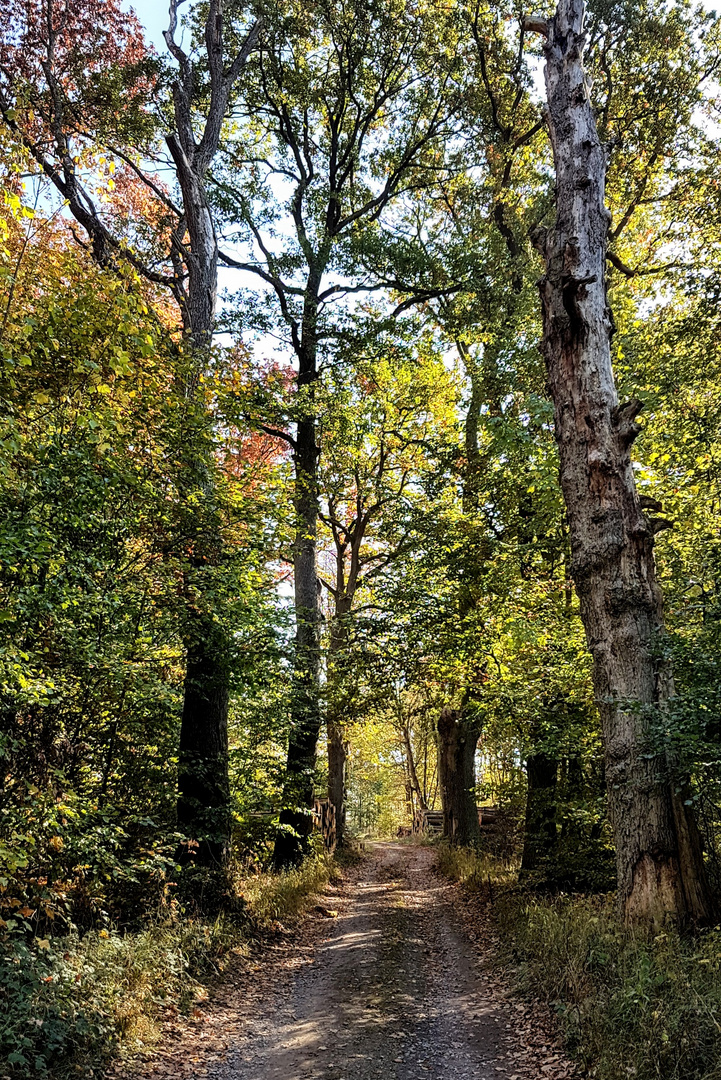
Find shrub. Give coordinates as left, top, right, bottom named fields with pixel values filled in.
left=0, top=853, right=337, bottom=1077
left=501, top=895, right=721, bottom=1080
left=437, top=845, right=721, bottom=1080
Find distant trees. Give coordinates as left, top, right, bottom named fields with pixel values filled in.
left=317, top=342, right=456, bottom=844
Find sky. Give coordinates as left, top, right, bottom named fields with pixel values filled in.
left=125, top=0, right=168, bottom=51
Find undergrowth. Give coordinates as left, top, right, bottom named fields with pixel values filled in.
left=438, top=844, right=721, bottom=1080
left=435, top=844, right=519, bottom=889
left=0, top=853, right=338, bottom=1079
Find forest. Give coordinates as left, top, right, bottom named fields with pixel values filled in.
left=1, top=0, right=721, bottom=1076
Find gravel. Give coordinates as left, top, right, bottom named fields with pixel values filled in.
left=118, top=842, right=577, bottom=1080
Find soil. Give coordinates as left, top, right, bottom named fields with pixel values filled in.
left=120, top=842, right=578, bottom=1080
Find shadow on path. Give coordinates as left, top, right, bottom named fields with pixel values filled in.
left=228, top=842, right=526, bottom=1080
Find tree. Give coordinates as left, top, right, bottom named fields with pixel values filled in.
left=436, top=706, right=482, bottom=846
left=0, top=0, right=260, bottom=867
left=349, top=0, right=550, bottom=845
left=223, top=0, right=464, bottom=865
left=161, top=0, right=260, bottom=868
left=317, top=340, right=456, bottom=843
left=524, top=0, right=715, bottom=923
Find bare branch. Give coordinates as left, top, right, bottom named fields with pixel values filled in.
left=255, top=422, right=297, bottom=449
left=607, top=251, right=687, bottom=278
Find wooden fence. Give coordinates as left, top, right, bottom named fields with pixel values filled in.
left=411, top=806, right=501, bottom=837
left=412, top=808, right=444, bottom=835
left=312, top=797, right=337, bottom=854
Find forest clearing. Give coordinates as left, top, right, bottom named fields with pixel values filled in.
left=2, top=0, right=721, bottom=1076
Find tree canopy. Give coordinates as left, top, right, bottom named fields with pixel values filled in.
left=2, top=0, right=721, bottom=1068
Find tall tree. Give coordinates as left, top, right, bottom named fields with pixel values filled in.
left=0, top=0, right=260, bottom=867
left=224, top=0, right=463, bottom=865
left=524, top=0, right=715, bottom=923
left=161, top=0, right=260, bottom=867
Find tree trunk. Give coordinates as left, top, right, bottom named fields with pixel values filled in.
left=177, top=616, right=230, bottom=864
left=437, top=707, right=481, bottom=846
left=274, top=284, right=323, bottom=868
left=520, top=752, right=558, bottom=874
left=325, top=589, right=352, bottom=848
left=165, top=135, right=233, bottom=867
left=164, top=6, right=259, bottom=870
left=401, top=724, right=428, bottom=813
left=527, top=0, right=714, bottom=923
left=404, top=774, right=414, bottom=820
left=327, top=718, right=348, bottom=845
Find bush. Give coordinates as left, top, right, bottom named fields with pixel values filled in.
left=0, top=853, right=338, bottom=1078
left=437, top=845, right=721, bottom=1080
left=501, top=895, right=721, bottom=1080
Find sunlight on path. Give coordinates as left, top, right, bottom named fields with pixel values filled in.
left=226, top=843, right=542, bottom=1080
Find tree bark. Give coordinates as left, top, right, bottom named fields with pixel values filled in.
left=274, top=283, right=323, bottom=868
left=527, top=0, right=714, bottom=923
left=520, top=752, right=558, bottom=874
left=437, top=707, right=481, bottom=846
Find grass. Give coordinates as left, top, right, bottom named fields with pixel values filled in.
left=240, top=851, right=341, bottom=927
left=435, top=843, right=519, bottom=889
left=437, top=844, right=721, bottom=1080
left=1, top=852, right=341, bottom=1079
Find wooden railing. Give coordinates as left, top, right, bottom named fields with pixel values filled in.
left=412, top=808, right=444, bottom=835
left=411, top=806, right=502, bottom=837
left=312, top=797, right=337, bottom=854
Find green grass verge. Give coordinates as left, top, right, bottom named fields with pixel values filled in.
left=438, top=844, right=721, bottom=1080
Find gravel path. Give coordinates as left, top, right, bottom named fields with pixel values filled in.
left=121, top=842, right=576, bottom=1080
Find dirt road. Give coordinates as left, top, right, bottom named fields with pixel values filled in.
left=125, top=842, right=575, bottom=1080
